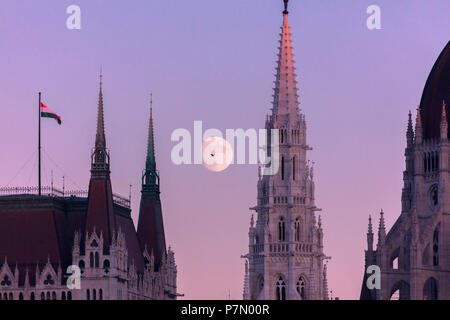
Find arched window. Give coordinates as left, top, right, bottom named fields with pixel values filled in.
left=79, top=259, right=85, bottom=274
left=67, top=291, right=72, bottom=300
left=89, top=252, right=94, bottom=268
left=281, top=156, right=285, bottom=180
left=19, top=292, right=24, bottom=300
left=3, top=292, right=7, bottom=300
left=95, top=252, right=100, bottom=268
left=276, top=277, right=286, bottom=300
left=52, top=292, right=56, bottom=300
left=103, top=259, right=110, bottom=274
left=30, top=292, right=35, bottom=300
left=390, top=248, right=400, bottom=270
left=86, top=289, right=90, bottom=300
left=390, top=280, right=410, bottom=300
left=46, top=292, right=50, bottom=300
left=293, top=156, right=296, bottom=181
left=93, top=289, right=97, bottom=300
left=423, top=277, right=438, bottom=300
left=99, top=289, right=103, bottom=300
left=9, top=292, right=13, bottom=300
left=40, top=292, right=45, bottom=300
left=278, top=217, right=286, bottom=242
left=433, top=225, right=439, bottom=266
left=296, top=277, right=306, bottom=300
left=62, top=291, right=66, bottom=300
left=295, top=218, right=300, bottom=241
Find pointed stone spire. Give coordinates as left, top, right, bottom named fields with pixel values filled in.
left=95, top=69, right=106, bottom=149
left=142, top=93, right=160, bottom=189
left=90, top=68, right=110, bottom=178
left=415, top=106, right=423, bottom=144
left=440, top=100, right=447, bottom=140
left=367, top=215, right=374, bottom=251
left=146, top=93, right=156, bottom=172
left=377, top=210, right=386, bottom=247
left=407, top=111, right=414, bottom=147
left=272, top=0, right=300, bottom=116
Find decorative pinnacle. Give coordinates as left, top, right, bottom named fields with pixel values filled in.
left=378, top=209, right=386, bottom=239
left=368, top=215, right=373, bottom=234
left=415, top=105, right=423, bottom=141
left=283, top=0, right=289, bottom=15
left=407, top=110, right=413, bottom=132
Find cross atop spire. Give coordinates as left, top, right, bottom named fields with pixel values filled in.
left=283, top=0, right=289, bottom=15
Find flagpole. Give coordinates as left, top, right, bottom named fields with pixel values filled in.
left=38, top=92, right=41, bottom=196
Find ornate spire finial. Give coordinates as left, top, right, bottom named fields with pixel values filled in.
left=283, top=0, right=289, bottom=15
left=368, top=215, right=373, bottom=234
left=100, top=65, right=103, bottom=88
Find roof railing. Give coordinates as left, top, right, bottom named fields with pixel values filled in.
left=0, top=186, right=130, bottom=208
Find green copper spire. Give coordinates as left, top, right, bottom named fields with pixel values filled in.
left=143, top=93, right=159, bottom=189
left=146, top=93, right=156, bottom=172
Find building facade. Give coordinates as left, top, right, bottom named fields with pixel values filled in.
left=0, top=75, right=177, bottom=300
left=243, top=1, right=329, bottom=300
left=360, top=41, right=450, bottom=300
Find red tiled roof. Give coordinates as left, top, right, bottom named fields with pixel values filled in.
left=137, top=197, right=166, bottom=269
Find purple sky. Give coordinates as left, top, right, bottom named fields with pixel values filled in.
left=0, top=0, right=449, bottom=299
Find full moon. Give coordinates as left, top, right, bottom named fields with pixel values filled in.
left=202, top=137, right=233, bottom=172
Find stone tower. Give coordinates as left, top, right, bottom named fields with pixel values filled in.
left=360, top=41, right=450, bottom=300
left=137, top=95, right=168, bottom=271
left=243, top=0, right=329, bottom=300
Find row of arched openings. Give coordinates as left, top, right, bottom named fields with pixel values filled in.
left=275, top=276, right=307, bottom=300
left=278, top=217, right=301, bottom=242
left=86, top=288, right=103, bottom=300
left=424, top=151, right=439, bottom=173
left=0, top=291, right=72, bottom=300
left=390, top=277, right=438, bottom=300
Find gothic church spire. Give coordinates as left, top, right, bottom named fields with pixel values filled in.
left=272, top=0, right=300, bottom=116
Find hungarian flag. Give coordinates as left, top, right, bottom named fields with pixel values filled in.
left=40, top=102, right=61, bottom=125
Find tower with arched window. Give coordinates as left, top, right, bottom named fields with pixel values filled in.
left=360, top=40, right=450, bottom=300
left=243, top=1, right=329, bottom=300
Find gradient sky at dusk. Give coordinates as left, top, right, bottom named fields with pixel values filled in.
left=0, top=0, right=449, bottom=299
